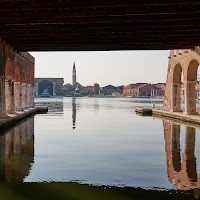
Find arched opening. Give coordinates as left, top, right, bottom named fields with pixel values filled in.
left=21, top=68, right=27, bottom=109
left=171, top=64, right=183, bottom=112
left=5, top=59, right=14, bottom=113
left=38, top=80, right=53, bottom=96
left=186, top=59, right=199, bottom=114
left=196, top=66, right=200, bottom=113
left=5, top=59, right=13, bottom=80
left=14, top=64, right=22, bottom=111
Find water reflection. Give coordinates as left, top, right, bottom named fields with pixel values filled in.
left=163, top=120, right=199, bottom=191
left=0, top=117, right=34, bottom=183
left=72, top=97, right=76, bottom=129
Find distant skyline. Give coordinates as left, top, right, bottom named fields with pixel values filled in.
left=30, top=50, right=169, bottom=87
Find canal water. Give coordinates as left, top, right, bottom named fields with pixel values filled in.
left=1, top=97, right=200, bottom=199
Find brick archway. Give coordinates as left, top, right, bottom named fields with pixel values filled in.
left=173, top=64, right=182, bottom=83
left=168, top=63, right=183, bottom=112
left=163, top=48, right=200, bottom=115
left=187, top=59, right=199, bottom=82
left=5, top=58, right=13, bottom=81
left=5, top=58, right=14, bottom=113
left=184, top=59, right=200, bottom=114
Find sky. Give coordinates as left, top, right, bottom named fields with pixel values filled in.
left=30, top=50, right=169, bottom=87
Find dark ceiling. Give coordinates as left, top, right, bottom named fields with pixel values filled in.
left=0, top=0, right=200, bottom=51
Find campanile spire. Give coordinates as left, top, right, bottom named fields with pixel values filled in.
left=72, top=61, right=76, bottom=85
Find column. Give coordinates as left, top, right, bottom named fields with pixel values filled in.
left=14, top=81, right=22, bottom=111
left=0, top=76, right=6, bottom=117
left=171, top=83, right=181, bottom=112
left=27, top=84, right=31, bottom=108
left=5, top=79, right=14, bottom=113
left=22, top=83, right=27, bottom=109
left=184, top=81, right=197, bottom=115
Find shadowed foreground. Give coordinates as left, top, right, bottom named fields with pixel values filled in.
left=0, top=182, right=197, bottom=200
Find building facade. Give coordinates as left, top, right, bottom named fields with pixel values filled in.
left=123, top=83, right=166, bottom=97
left=35, top=78, right=64, bottom=97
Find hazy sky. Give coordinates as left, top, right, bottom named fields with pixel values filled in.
left=30, top=50, right=169, bottom=87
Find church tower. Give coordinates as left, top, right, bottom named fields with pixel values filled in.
left=72, top=61, right=76, bottom=85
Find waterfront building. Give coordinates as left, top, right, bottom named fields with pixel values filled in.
left=123, top=83, right=166, bottom=97
left=35, top=78, right=64, bottom=97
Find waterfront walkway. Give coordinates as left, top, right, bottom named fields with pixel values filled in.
left=136, top=108, right=200, bottom=125
left=0, top=107, right=48, bottom=130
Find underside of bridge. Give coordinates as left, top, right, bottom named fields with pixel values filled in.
left=0, top=0, right=200, bottom=51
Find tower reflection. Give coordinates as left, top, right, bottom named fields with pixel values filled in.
left=0, top=117, right=34, bottom=183
left=163, top=120, right=198, bottom=190
left=72, top=98, right=76, bottom=129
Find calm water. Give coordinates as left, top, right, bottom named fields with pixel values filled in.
left=1, top=97, right=200, bottom=199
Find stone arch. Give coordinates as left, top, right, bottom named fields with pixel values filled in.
left=5, top=58, right=14, bottom=113
left=173, top=63, right=183, bottom=83
left=15, top=64, right=21, bottom=82
left=185, top=59, right=200, bottom=114
left=14, top=64, right=22, bottom=111
left=5, top=58, right=13, bottom=80
left=170, top=63, right=183, bottom=112
left=187, top=59, right=199, bottom=81
left=38, top=80, right=53, bottom=96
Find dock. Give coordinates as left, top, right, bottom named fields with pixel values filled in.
left=0, top=106, right=48, bottom=131
left=136, top=108, right=200, bottom=125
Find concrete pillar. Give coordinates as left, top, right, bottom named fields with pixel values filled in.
left=184, top=81, right=197, bottom=115
left=22, top=83, right=27, bottom=109
left=0, top=76, right=6, bottom=117
left=5, top=79, right=14, bottom=114
left=171, top=83, right=181, bottom=112
left=14, top=82, right=22, bottom=111
left=27, top=84, right=31, bottom=108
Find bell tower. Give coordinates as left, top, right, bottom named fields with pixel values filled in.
left=72, top=61, right=76, bottom=85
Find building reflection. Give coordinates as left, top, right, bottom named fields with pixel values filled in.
left=72, top=98, right=76, bottom=129
left=163, top=120, right=199, bottom=191
left=0, top=117, right=34, bottom=183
